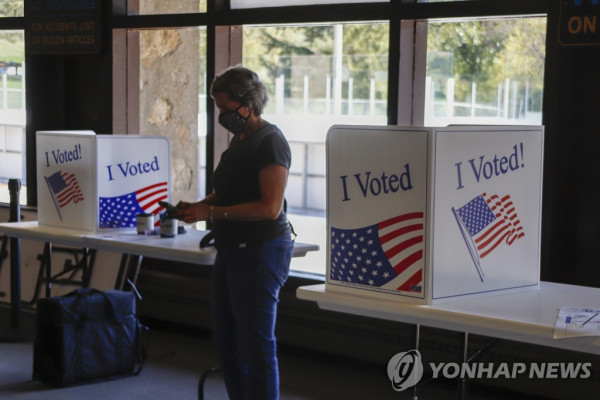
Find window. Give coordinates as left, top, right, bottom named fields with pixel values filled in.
left=232, top=0, right=388, bottom=8
left=129, top=0, right=207, bottom=14
left=0, top=0, right=23, bottom=18
left=111, top=2, right=548, bottom=276
left=0, top=29, right=25, bottom=204
left=242, top=22, right=389, bottom=274
left=424, top=16, right=546, bottom=126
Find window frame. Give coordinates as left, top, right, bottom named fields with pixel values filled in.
left=0, top=0, right=554, bottom=207
left=0, top=0, right=555, bottom=279
left=109, top=0, right=552, bottom=196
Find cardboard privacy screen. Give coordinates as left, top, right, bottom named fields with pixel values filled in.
left=37, top=131, right=171, bottom=232
left=430, top=126, right=543, bottom=302
left=326, top=125, right=544, bottom=304
left=327, top=126, right=429, bottom=300
left=96, top=135, right=170, bottom=229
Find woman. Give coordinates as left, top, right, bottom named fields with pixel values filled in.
left=176, top=66, right=293, bottom=400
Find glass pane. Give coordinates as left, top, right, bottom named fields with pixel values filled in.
left=233, top=0, right=387, bottom=8
left=0, top=29, right=26, bottom=205
left=425, top=17, right=546, bottom=126
left=136, top=27, right=207, bottom=206
left=0, top=0, right=24, bottom=17
left=243, top=22, right=389, bottom=274
left=132, top=0, right=206, bottom=14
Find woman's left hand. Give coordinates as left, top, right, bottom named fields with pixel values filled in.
left=175, top=202, right=211, bottom=224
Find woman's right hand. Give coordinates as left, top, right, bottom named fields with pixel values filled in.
left=174, top=201, right=211, bottom=224
left=175, top=200, right=193, bottom=211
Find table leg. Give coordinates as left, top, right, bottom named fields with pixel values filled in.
left=458, top=332, right=469, bottom=400
left=81, top=247, right=90, bottom=287
left=412, top=324, right=421, bottom=400
left=198, top=367, right=221, bottom=400
left=9, top=178, right=22, bottom=326
left=43, top=242, right=52, bottom=298
left=115, top=254, right=144, bottom=291
left=115, top=254, right=130, bottom=290
left=1, top=178, right=31, bottom=342
left=126, top=255, right=144, bottom=290
left=9, top=234, right=21, bottom=329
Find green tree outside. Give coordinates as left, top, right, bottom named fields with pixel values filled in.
left=243, top=23, right=388, bottom=115
left=0, top=0, right=23, bottom=17
left=0, top=0, right=24, bottom=63
left=0, top=0, right=25, bottom=109
left=427, top=17, right=546, bottom=118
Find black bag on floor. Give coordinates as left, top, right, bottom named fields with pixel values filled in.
left=33, top=288, right=146, bottom=386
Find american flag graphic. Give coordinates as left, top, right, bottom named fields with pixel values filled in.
left=330, top=212, right=424, bottom=293
left=99, top=181, right=168, bottom=228
left=45, top=171, right=85, bottom=219
left=452, top=193, right=524, bottom=281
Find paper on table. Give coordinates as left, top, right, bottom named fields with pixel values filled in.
left=554, top=307, right=600, bottom=339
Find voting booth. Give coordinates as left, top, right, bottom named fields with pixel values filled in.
left=327, top=125, right=544, bottom=304
left=36, top=131, right=171, bottom=233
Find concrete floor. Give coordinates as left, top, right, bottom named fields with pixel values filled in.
left=0, top=304, right=544, bottom=400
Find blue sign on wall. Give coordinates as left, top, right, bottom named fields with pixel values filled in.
left=26, top=0, right=101, bottom=54
left=560, top=0, right=600, bottom=45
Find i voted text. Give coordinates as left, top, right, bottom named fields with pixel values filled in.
left=44, top=144, right=83, bottom=167
left=106, top=156, right=161, bottom=181
left=340, top=163, right=413, bottom=201
left=454, top=143, right=525, bottom=190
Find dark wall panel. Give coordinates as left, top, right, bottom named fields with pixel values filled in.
left=541, top=10, right=600, bottom=287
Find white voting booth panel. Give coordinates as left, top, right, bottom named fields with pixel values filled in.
left=37, top=131, right=171, bottom=233
left=327, top=126, right=429, bottom=301
left=430, top=126, right=543, bottom=302
left=326, top=125, right=544, bottom=304
left=37, top=131, right=97, bottom=232
left=96, top=135, right=170, bottom=230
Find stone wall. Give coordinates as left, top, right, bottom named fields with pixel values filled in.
left=139, top=1, right=200, bottom=202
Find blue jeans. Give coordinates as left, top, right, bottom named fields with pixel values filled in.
left=211, top=235, right=293, bottom=400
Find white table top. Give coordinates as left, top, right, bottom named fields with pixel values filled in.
left=297, top=282, right=600, bottom=355
left=87, top=229, right=218, bottom=264
left=0, top=221, right=319, bottom=264
left=0, top=220, right=91, bottom=247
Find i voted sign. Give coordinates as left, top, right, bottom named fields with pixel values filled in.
left=431, top=126, right=543, bottom=301
left=324, top=125, right=543, bottom=305
left=327, top=126, right=428, bottom=299
left=37, top=130, right=97, bottom=231
left=36, top=131, right=171, bottom=232
left=97, top=136, right=170, bottom=229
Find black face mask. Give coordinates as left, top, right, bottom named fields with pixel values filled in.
left=218, top=104, right=249, bottom=135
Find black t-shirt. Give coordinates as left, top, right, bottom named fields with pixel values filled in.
left=211, top=124, right=291, bottom=249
